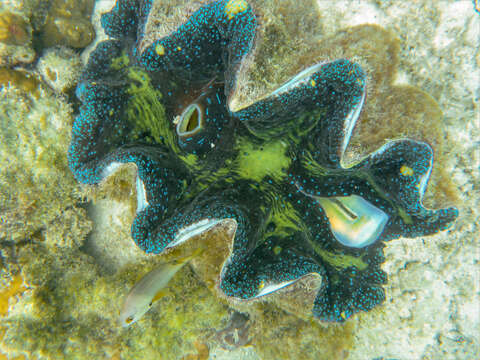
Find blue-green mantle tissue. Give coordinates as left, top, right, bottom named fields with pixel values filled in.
left=68, top=0, right=457, bottom=322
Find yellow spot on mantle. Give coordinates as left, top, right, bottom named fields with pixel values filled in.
left=224, top=0, right=248, bottom=19
left=259, top=280, right=265, bottom=290
left=310, top=79, right=316, bottom=87
left=235, top=139, right=290, bottom=183
left=273, top=245, right=282, bottom=255
left=155, top=43, right=165, bottom=56
left=400, top=165, right=414, bottom=176
left=177, top=46, right=182, bottom=51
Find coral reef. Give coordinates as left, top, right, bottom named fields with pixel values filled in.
left=0, top=0, right=477, bottom=359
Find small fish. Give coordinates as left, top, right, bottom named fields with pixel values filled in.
left=119, top=249, right=202, bottom=327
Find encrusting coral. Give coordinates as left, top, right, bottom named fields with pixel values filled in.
left=0, top=10, right=34, bottom=66
left=40, top=0, right=95, bottom=48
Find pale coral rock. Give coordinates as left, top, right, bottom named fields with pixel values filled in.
left=0, top=84, right=81, bottom=242
left=37, top=46, right=83, bottom=92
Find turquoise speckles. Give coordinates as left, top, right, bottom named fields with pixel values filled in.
left=68, top=0, right=458, bottom=323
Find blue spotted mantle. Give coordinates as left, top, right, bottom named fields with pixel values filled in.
left=68, top=0, right=458, bottom=322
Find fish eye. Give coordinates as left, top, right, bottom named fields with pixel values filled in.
left=126, top=316, right=134, bottom=324
left=148, top=301, right=153, bottom=307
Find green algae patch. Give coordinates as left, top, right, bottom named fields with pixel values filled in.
left=44, top=207, right=92, bottom=249
left=234, top=139, right=290, bottom=182
left=118, top=264, right=229, bottom=360
left=179, top=153, right=200, bottom=170
left=111, top=52, right=130, bottom=70
left=263, top=199, right=304, bottom=238
left=313, top=247, right=368, bottom=271
left=125, top=68, right=179, bottom=152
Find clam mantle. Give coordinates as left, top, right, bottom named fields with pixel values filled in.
left=68, top=0, right=458, bottom=322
